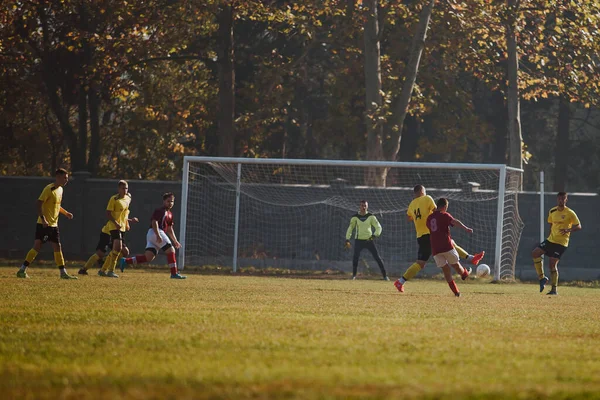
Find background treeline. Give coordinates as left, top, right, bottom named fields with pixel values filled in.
left=1, top=0, right=598, bottom=191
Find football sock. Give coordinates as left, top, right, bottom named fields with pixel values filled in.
left=127, top=255, right=148, bottom=265
left=461, top=268, right=469, bottom=280
left=454, top=244, right=468, bottom=259
left=448, top=280, right=459, bottom=295
left=101, top=251, right=116, bottom=272
left=551, top=270, right=559, bottom=287
left=106, top=250, right=120, bottom=272
left=533, top=257, right=544, bottom=279
left=403, top=262, right=422, bottom=281
left=54, top=251, right=65, bottom=270
left=21, top=249, right=39, bottom=270
left=167, top=252, right=178, bottom=275
left=84, top=253, right=101, bottom=270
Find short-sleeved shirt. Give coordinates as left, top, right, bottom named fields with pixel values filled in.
left=407, top=195, right=436, bottom=238
left=151, top=207, right=174, bottom=231
left=102, top=193, right=132, bottom=233
left=102, top=209, right=131, bottom=235
left=547, top=206, right=580, bottom=247
left=426, top=210, right=455, bottom=255
left=37, top=183, right=63, bottom=227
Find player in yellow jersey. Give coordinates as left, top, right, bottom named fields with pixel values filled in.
left=96, top=180, right=138, bottom=278
left=79, top=181, right=138, bottom=276
left=17, top=168, right=77, bottom=279
left=532, top=192, right=581, bottom=295
left=345, top=200, right=389, bottom=280
left=394, top=185, right=484, bottom=293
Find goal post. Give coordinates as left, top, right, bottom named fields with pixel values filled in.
left=179, top=157, right=523, bottom=280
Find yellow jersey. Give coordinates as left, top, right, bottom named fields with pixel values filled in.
left=547, top=206, right=580, bottom=247
left=37, top=183, right=63, bottom=227
left=407, top=195, right=436, bottom=238
left=102, top=193, right=132, bottom=233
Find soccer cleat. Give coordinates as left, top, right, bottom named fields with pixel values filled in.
left=170, top=273, right=187, bottom=279
left=351, top=275, right=356, bottom=280
left=60, top=273, right=78, bottom=280
left=539, top=277, right=549, bottom=293
left=383, top=276, right=390, bottom=281
left=546, top=289, right=558, bottom=296
left=97, top=270, right=107, bottom=277
left=394, top=279, right=404, bottom=293
left=119, top=258, right=127, bottom=273
left=455, top=292, right=461, bottom=297
left=461, top=267, right=472, bottom=280
left=106, top=271, right=119, bottom=278
left=16, top=270, right=30, bottom=279
left=78, top=268, right=88, bottom=275
left=471, top=251, right=485, bottom=265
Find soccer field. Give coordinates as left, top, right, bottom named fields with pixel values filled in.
left=1, top=268, right=600, bottom=399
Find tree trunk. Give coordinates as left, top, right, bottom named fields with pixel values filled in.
left=398, top=114, right=420, bottom=161
left=491, top=90, right=508, bottom=163
left=217, top=3, right=235, bottom=157
left=387, top=0, right=435, bottom=162
left=506, top=0, right=523, bottom=186
left=88, top=83, right=101, bottom=176
left=77, top=85, right=88, bottom=171
left=553, top=95, right=570, bottom=192
left=363, top=0, right=386, bottom=185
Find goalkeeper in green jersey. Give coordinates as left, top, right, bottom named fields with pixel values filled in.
left=345, top=200, right=389, bottom=280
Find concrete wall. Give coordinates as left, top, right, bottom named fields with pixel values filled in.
left=1, top=175, right=597, bottom=280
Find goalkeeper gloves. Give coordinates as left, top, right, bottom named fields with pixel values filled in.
left=369, top=235, right=378, bottom=241
left=344, top=240, right=351, bottom=249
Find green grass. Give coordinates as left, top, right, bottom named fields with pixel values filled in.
left=1, top=267, right=600, bottom=399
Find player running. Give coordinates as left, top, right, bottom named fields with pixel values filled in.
left=394, top=185, right=483, bottom=293
left=531, top=192, right=581, bottom=295
left=426, top=197, right=473, bottom=297
left=119, top=192, right=186, bottom=279
left=17, top=168, right=78, bottom=279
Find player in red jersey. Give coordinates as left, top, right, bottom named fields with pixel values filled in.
left=119, top=192, right=186, bottom=279
left=426, top=197, right=473, bottom=297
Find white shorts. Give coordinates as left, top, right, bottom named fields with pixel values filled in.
left=145, top=229, right=172, bottom=252
left=433, top=249, right=460, bottom=268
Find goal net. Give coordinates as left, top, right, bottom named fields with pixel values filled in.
left=179, top=157, right=523, bottom=280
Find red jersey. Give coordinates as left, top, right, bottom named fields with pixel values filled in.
left=426, top=210, right=455, bottom=255
left=151, top=207, right=174, bottom=231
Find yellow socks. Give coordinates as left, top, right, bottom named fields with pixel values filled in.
left=54, top=251, right=65, bottom=268
left=551, top=270, right=559, bottom=287
left=25, top=249, right=39, bottom=264
left=454, top=244, right=468, bottom=259
left=102, top=250, right=120, bottom=272
left=403, top=262, right=422, bottom=281
left=533, top=257, right=544, bottom=279
left=84, top=253, right=101, bottom=270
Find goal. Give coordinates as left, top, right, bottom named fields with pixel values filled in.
left=179, top=157, right=523, bottom=280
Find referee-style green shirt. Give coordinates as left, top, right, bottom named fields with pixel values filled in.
left=346, top=213, right=382, bottom=240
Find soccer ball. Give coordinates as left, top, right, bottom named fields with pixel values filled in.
left=476, top=264, right=490, bottom=277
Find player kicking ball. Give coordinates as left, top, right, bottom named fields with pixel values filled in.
left=119, top=192, right=186, bottom=279
left=426, top=197, right=473, bottom=297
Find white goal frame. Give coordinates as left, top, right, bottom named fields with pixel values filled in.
left=179, top=157, right=523, bottom=280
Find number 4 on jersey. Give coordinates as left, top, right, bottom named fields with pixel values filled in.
left=414, top=208, right=422, bottom=220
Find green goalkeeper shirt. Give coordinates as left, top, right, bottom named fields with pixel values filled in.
left=346, top=213, right=382, bottom=240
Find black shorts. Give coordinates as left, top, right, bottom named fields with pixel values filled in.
left=95, top=232, right=112, bottom=252
left=35, top=223, right=60, bottom=244
left=417, top=234, right=432, bottom=261
left=539, top=240, right=567, bottom=259
left=109, top=230, right=125, bottom=242
left=95, top=231, right=126, bottom=252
